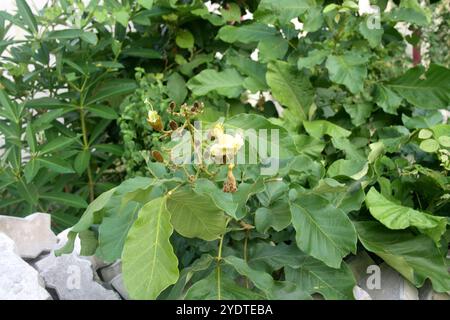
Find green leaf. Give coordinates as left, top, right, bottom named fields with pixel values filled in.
left=78, top=230, right=98, bottom=256
left=297, top=49, right=329, bottom=70
left=325, top=53, right=369, bottom=94
left=227, top=52, right=268, bottom=92
left=113, top=8, right=130, bottom=27
left=86, top=80, right=137, bottom=105
left=74, top=150, right=91, bottom=175
left=16, top=179, right=38, bottom=205
left=285, top=258, right=356, bottom=300
left=358, top=19, right=383, bottom=48
left=355, top=221, right=450, bottom=292
left=25, top=124, right=37, bottom=153
left=185, top=271, right=264, bottom=300
left=266, top=60, right=314, bottom=122
left=419, top=139, right=440, bottom=153
left=16, top=0, right=38, bottom=34
left=255, top=0, right=313, bottom=24
left=258, top=36, right=288, bottom=62
left=387, top=64, right=450, bottom=110
left=303, top=120, right=351, bottom=139
left=37, top=157, right=75, bottom=174
left=0, top=89, right=20, bottom=122
left=374, top=84, right=403, bottom=115
left=40, top=192, right=88, bottom=208
left=343, top=102, right=372, bottom=126
left=175, top=29, right=194, bottom=49
left=40, top=136, right=78, bottom=154
left=418, top=129, right=433, bottom=139
left=224, top=256, right=275, bottom=297
left=121, top=47, right=162, bottom=59
left=166, top=186, right=228, bottom=241
left=220, top=3, right=241, bottom=22
left=327, top=159, right=368, bottom=180
left=167, top=72, right=187, bottom=105
left=86, top=105, right=118, bottom=119
left=122, top=197, right=179, bottom=299
left=93, top=144, right=123, bottom=156
left=71, top=187, right=117, bottom=233
left=289, top=193, right=357, bottom=268
left=255, top=200, right=291, bottom=233
left=218, top=23, right=277, bottom=43
left=46, top=29, right=98, bottom=45
left=386, top=0, right=431, bottom=26
left=137, top=0, right=153, bottom=9
left=187, top=68, right=244, bottom=98
left=23, top=158, right=40, bottom=183
left=96, top=201, right=141, bottom=262
left=365, top=188, right=447, bottom=243
left=193, top=178, right=236, bottom=217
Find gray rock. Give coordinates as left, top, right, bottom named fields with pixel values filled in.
left=0, top=213, right=57, bottom=259
left=35, top=253, right=120, bottom=300
left=419, top=280, right=450, bottom=300
left=359, top=263, right=418, bottom=300
left=111, top=274, right=129, bottom=300
left=56, top=228, right=110, bottom=271
left=0, top=233, right=51, bottom=300
left=99, top=260, right=122, bottom=283
left=353, top=286, right=372, bottom=300
left=347, top=250, right=376, bottom=282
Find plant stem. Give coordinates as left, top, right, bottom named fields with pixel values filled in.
left=216, top=232, right=225, bottom=300
left=243, top=230, right=249, bottom=289
left=78, top=77, right=94, bottom=202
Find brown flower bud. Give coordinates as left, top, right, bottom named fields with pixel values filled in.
left=151, top=150, right=164, bottom=163
left=168, top=101, right=176, bottom=113
left=223, top=165, right=237, bottom=193
left=169, top=120, right=178, bottom=130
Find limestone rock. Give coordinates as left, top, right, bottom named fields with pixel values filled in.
left=353, top=286, right=372, bottom=300
left=0, top=213, right=57, bottom=259
left=111, top=274, right=129, bottom=300
left=359, top=263, right=418, bottom=300
left=35, top=253, right=120, bottom=300
left=99, top=260, right=122, bottom=283
left=0, top=233, right=51, bottom=300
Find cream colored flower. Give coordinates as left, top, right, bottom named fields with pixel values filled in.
left=210, top=133, right=244, bottom=160
left=147, top=110, right=159, bottom=124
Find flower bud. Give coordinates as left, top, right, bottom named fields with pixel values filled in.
left=169, top=120, right=178, bottom=130
left=151, top=150, right=164, bottom=163
left=223, top=164, right=237, bottom=193
left=147, top=110, right=163, bottom=132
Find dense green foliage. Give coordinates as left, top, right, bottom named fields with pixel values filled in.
left=1, top=0, right=449, bottom=299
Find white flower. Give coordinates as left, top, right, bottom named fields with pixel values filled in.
left=358, top=0, right=378, bottom=15
left=147, top=110, right=159, bottom=124
left=210, top=133, right=244, bottom=159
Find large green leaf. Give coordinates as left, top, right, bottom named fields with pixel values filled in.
left=303, top=120, right=351, bottom=139
left=46, top=29, right=98, bottom=45
left=325, top=53, right=369, bottom=94
left=185, top=271, right=265, bottom=300
left=355, top=221, right=450, bottom=292
left=218, top=23, right=277, bottom=43
left=86, top=80, right=137, bottom=105
left=386, top=64, right=450, bottom=110
left=255, top=0, right=314, bottom=24
left=187, top=69, right=244, bottom=98
left=285, top=258, right=356, bottom=300
left=122, top=197, right=179, bottom=300
left=266, top=60, right=314, bottom=121
left=289, top=193, right=357, bottom=268
left=166, top=186, right=227, bottom=241
left=365, top=188, right=447, bottom=243
left=96, top=201, right=141, bottom=262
